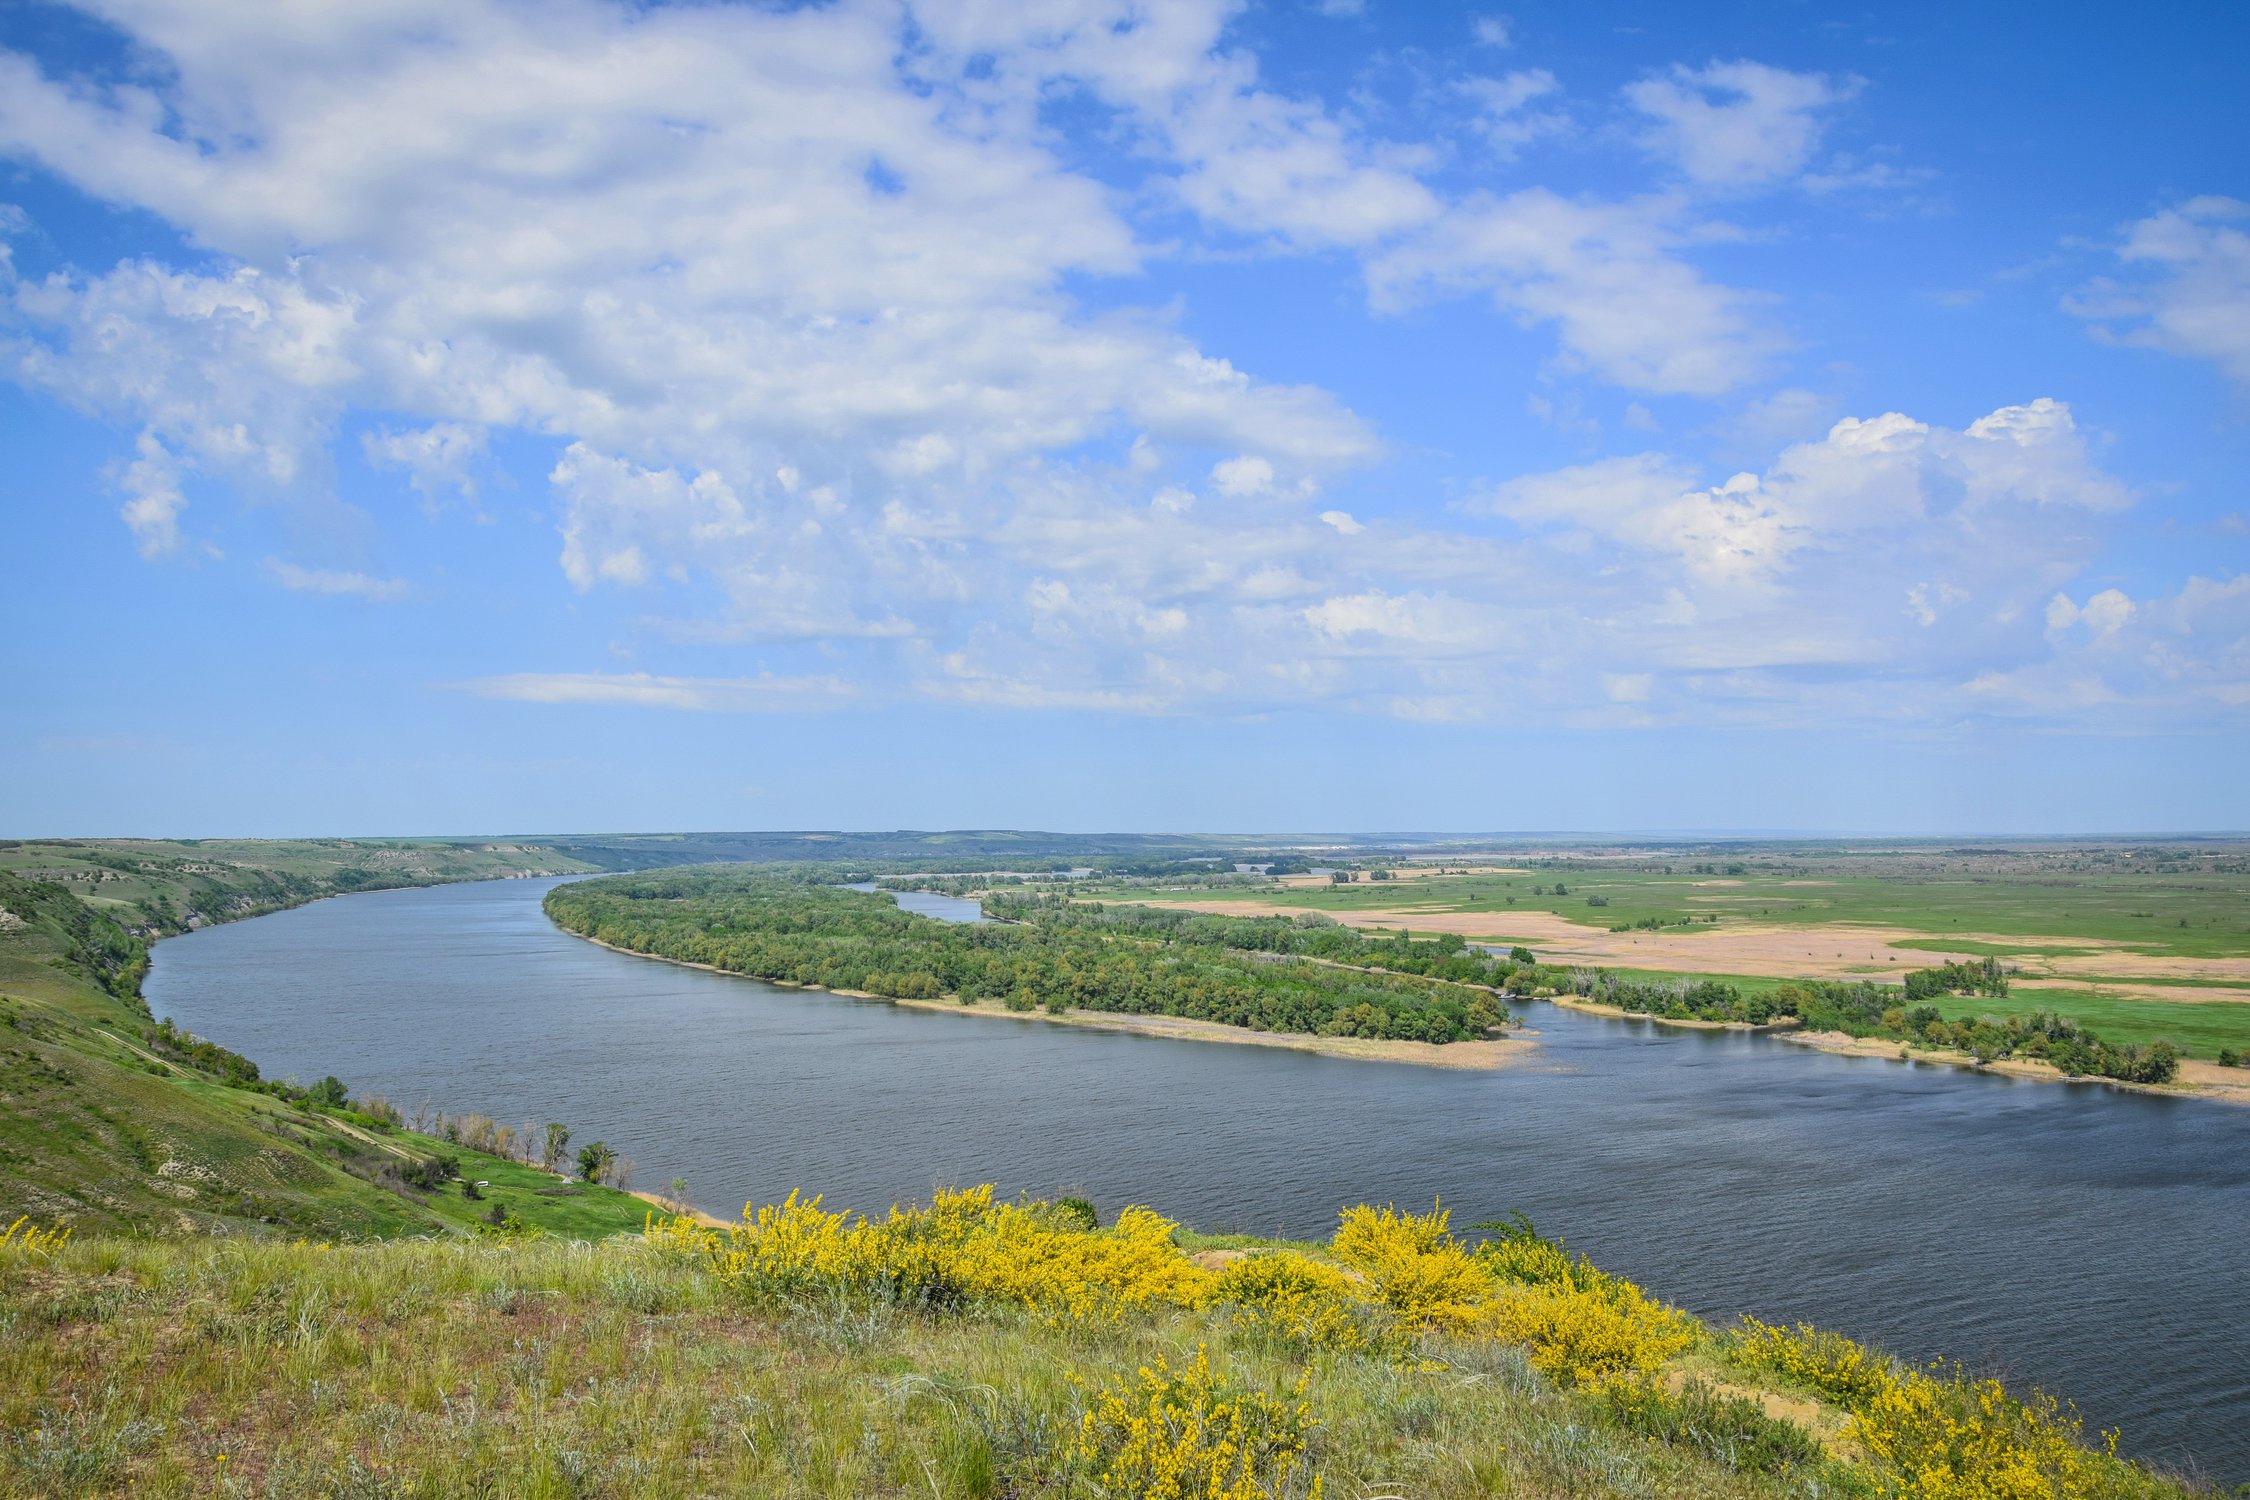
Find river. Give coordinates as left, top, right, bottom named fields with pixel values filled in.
left=144, top=876, right=2250, bottom=1484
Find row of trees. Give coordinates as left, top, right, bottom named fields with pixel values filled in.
left=1788, top=979, right=2177, bottom=1083
left=545, top=874, right=1521, bottom=1045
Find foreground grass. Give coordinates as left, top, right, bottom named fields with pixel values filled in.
left=0, top=1196, right=2215, bottom=1499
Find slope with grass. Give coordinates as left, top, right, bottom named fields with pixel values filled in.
left=0, top=860, right=651, bottom=1239
left=0, top=1188, right=2217, bottom=1497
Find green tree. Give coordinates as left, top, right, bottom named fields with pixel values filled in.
left=576, top=1140, right=616, bottom=1184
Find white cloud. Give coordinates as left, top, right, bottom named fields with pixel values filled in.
left=0, top=3, right=2226, bottom=734
left=460, top=671, right=857, bottom=711
left=363, top=423, right=485, bottom=508
left=2068, top=197, right=2250, bottom=387
left=1458, top=70, right=1567, bottom=157
left=1472, top=16, right=1514, bottom=48
left=264, top=559, right=410, bottom=601
left=1625, top=61, right=1856, bottom=192
left=2045, top=588, right=2135, bottom=639
left=1368, top=189, right=1781, bottom=394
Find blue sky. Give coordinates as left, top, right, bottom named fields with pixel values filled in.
left=3, top=0, right=2246, bottom=837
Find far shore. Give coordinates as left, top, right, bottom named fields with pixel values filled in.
left=1781, top=1028, right=2250, bottom=1106
left=566, top=931, right=1533, bottom=1071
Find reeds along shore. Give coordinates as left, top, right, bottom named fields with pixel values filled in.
left=0, top=1189, right=2209, bottom=1499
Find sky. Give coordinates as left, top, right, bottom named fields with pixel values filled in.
left=2, top=0, right=2246, bottom=837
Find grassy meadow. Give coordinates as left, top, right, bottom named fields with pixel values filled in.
left=1, top=1188, right=2215, bottom=1499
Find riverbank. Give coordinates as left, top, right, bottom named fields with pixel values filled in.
left=568, top=931, right=1530, bottom=1070
left=1780, top=1028, right=2250, bottom=1105
left=1551, top=995, right=1803, bottom=1034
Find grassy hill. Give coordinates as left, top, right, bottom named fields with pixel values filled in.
left=0, top=850, right=647, bottom=1240
left=0, top=1190, right=2213, bottom=1498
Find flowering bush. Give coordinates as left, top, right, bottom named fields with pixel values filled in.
left=1724, top=1319, right=2164, bottom=1499
left=1330, top=1202, right=1488, bottom=1331
left=1068, top=1346, right=1323, bottom=1500
left=1206, top=1251, right=1383, bottom=1354
left=1482, top=1277, right=1696, bottom=1386
left=647, top=1185, right=1203, bottom=1323
left=1725, top=1316, right=1894, bottom=1406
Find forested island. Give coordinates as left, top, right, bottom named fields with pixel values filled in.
left=543, top=870, right=1516, bottom=1045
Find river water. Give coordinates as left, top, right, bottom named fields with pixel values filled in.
left=144, top=877, right=2250, bottom=1483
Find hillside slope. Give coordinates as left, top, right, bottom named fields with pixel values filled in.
left=0, top=857, right=645, bottom=1239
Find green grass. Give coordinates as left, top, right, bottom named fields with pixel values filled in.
left=1926, top=989, right=2250, bottom=1057
left=0, top=1220, right=2208, bottom=1498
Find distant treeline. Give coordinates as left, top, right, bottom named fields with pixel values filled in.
left=545, top=872, right=1515, bottom=1044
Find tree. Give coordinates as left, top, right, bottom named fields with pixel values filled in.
left=576, top=1140, right=615, bottom=1184
left=306, top=1075, right=349, bottom=1109
left=542, top=1123, right=571, bottom=1173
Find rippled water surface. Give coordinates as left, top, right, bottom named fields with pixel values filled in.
left=145, top=877, right=2250, bottom=1482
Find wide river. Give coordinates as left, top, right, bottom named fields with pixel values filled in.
left=146, top=877, right=2249, bottom=1484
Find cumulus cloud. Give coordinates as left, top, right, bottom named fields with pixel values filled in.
left=0, top=5, right=2221, bottom=732
left=2068, top=197, right=2250, bottom=388
left=1626, top=60, right=1856, bottom=192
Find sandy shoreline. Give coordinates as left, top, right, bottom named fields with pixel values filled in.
left=1781, top=1029, right=2250, bottom=1106
left=1551, top=996, right=1803, bottom=1034
left=565, top=931, right=1531, bottom=1071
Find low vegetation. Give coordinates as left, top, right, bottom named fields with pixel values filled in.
left=0, top=1187, right=2210, bottom=1497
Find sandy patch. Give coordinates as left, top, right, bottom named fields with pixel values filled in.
left=892, top=996, right=1530, bottom=1070
left=630, top=1190, right=729, bottom=1228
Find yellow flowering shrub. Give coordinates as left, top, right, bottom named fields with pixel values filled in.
left=0, top=1216, right=71, bottom=1257
left=1206, top=1251, right=1380, bottom=1354
left=1330, top=1202, right=1488, bottom=1331
left=1482, top=1277, right=1696, bottom=1387
left=647, top=1186, right=1207, bottom=1323
left=1723, top=1319, right=2160, bottom=1499
left=1474, top=1227, right=1580, bottom=1289
left=1069, top=1346, right=1323, bottom=1500
left=1725, top=1316, right=1893, bottom=1405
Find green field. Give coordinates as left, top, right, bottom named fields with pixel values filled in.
left=1095, top=862, right=2250, bottom=958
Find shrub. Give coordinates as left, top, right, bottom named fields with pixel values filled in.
left=1331, top=1202, right=1487, bottom=1331
left=1207, top=1251, right=1383, bottom=1354
left=1066, top=1346, right=1321, bottom=1500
